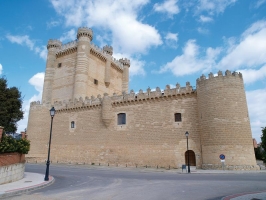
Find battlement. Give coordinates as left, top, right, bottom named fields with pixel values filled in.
left=119, top=58, right=130, bottom=67
left=30, top=83, right=194, bottom=111
left=48, top=28, right=128, bottom=71
left=47, top=39, right=62, bottom=50
left=103, top=45, right=113, bottom=56
left=196, top=70, right=243, bottom=84
left=77, top=27, right=93, bottom=41
left=56, top=40, right=78, bottom=57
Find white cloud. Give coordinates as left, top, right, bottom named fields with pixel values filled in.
left=196, top=0, right=238, bottom=15
left=6, top=35, right=34, bottom=50
left=59, top=29, right=76, bottom=42
left=254, top=0, right=266, bottom=8
left=50, top=0, right=162, bottom=56
left=199, top=15, right=213, bottom=23
left=238, top=65, right=266, bottom=84
left=47, top=20, right=60, bottom=28
left=246, top=88, right=266, bottom=142
left=6, top=34, right=47, bottom=60
left=153, top=0, right=180, bottom=16
left=29, top=72, right=45, bottom=93
left=218, top=20, right=266, bottom=70
left=165, top=32, right=178, bottom=41
left=113, top=52, right=145, bottom=76
left=165, top=32, right=178, bottom=48
left=17, top=73, right=44, bottom=133
left=0, top=63, right=2, bottom=75
left=159, top=40, right=221, bottom=76
left=197, top=27, right=209, bottom=34
left=49, top=0, right=162, bottom=76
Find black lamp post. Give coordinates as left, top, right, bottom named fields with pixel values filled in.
left=185, top=131, right=191, bottom=173
left=44, top=107, right=56, bottom=181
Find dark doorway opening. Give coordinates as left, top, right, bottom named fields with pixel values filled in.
left=185, top=150, right=196, bottom=166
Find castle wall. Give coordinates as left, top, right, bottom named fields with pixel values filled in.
left=52, top=53, right=76, bottom=102
left=197, top=71, right=258, bottom=170
left=87, top=55, right=123, bottom=97
left=27, top=92, right=202, bottom=168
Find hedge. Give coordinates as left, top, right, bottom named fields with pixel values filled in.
left=0, top=134, right=30, bottom=154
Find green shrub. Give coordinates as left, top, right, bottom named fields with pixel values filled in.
left=0, top=135, right=30, bottom=154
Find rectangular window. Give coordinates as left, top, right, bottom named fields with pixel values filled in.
left=117, top=113, right=126, bottom=125
left=175, top=113, right=182, bottom=122
left=58, top=63, right=62, bottom=68
left=71, top=121, right=75, bottom=128
left=94, top=79, right=98, bottom=85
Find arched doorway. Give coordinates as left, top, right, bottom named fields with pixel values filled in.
left=185, top=150, right=196, bottom=166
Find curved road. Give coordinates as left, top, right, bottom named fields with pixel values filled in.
left=7, top=164, right=266, bottom=200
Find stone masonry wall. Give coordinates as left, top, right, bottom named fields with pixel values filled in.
left=27, top=91, right=202, bottom=169
left=197, top=71, right=258, bottom=169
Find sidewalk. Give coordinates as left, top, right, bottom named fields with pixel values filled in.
left=0, top=172, right=54, bottom=199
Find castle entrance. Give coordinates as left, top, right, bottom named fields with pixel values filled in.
left=185, top=150, right=196, bottom=166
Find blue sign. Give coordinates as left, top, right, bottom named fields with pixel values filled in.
left=219, top=154, right=225, bottom=160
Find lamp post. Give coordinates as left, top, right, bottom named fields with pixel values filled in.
left=44, top=107, right=56, bottom=181
left=185, top=131, right=191, bottom=173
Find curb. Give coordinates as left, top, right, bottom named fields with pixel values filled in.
left=222, top=190, right=266, bottom=200
left=0, top=175, right=55, bottom=199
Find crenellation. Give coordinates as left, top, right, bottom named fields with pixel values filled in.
left=225, top=70, right=232, bottom=76
left=197, top=70, right=244, bottom=85
left=47, top=39, right=62, bottom=50
left=103, top=45, right=113, bottom=56
left=77, top=27, right=93, bottom=41
left=119, top=58, right=130, bottom=67
left=208, top=72, right=214, bottom=79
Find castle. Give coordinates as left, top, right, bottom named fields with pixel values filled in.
left=27, top=27, right=258, bottom=170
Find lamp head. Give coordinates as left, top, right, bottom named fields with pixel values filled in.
left=185, top=131, right=189, bottom=137
left=50, top=107, right=56, bottom=117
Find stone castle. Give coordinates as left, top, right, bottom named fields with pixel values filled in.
left=27, top=27, right=258, bottom=170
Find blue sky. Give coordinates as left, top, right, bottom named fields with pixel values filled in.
left=0, top=0, right=266, bottom=142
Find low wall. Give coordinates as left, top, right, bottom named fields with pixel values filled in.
left=0, top=153, right=26, bottom=185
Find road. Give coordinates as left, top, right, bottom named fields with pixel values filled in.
left=5, top=164, right=266, bottom=200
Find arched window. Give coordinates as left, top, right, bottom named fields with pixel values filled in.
left=117, top=113, right=126, bottom=125
left=71, top=121, right=75, bottom=128
left=174, top=113, right=182, bottom=122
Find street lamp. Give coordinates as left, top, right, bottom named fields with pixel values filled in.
left=185, top=131, right=191, bottom=173
left=44, top=107, right=56, bottom=181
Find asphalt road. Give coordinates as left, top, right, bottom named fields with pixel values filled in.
left=6, top=164, right=266, bottom=200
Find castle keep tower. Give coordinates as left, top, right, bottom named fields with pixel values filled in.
left=197, top=70, right=257, bottom=169
left=41, top=27, right=130, bottom=104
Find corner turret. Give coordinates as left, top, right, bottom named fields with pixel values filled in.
left=103, top=45, right=113, bottom=56
left=73, top=27, right=92, bottom=100
left=77, top=27, right=93, bottom=41
left=47, top=39, right=62, bottom=50
left=119, top=58, right=130, bottom=93
left=42, top=40, right=62, bottom=103
left=196, top=70, right=257, bottom=169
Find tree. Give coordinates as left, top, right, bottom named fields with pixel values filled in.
left=0, top=77, right=23, bottom=133
left=261, top=127, right=266, bottom=163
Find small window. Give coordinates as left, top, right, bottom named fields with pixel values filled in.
left=94, top=79, right=98, bottom=85
left=117, top=113, right=126, bottom=125
left=175, top=113, right=182, bottom=122
left=71, top=121, right=75, bottom=128
left=58, top=63, right=62, bottom=68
